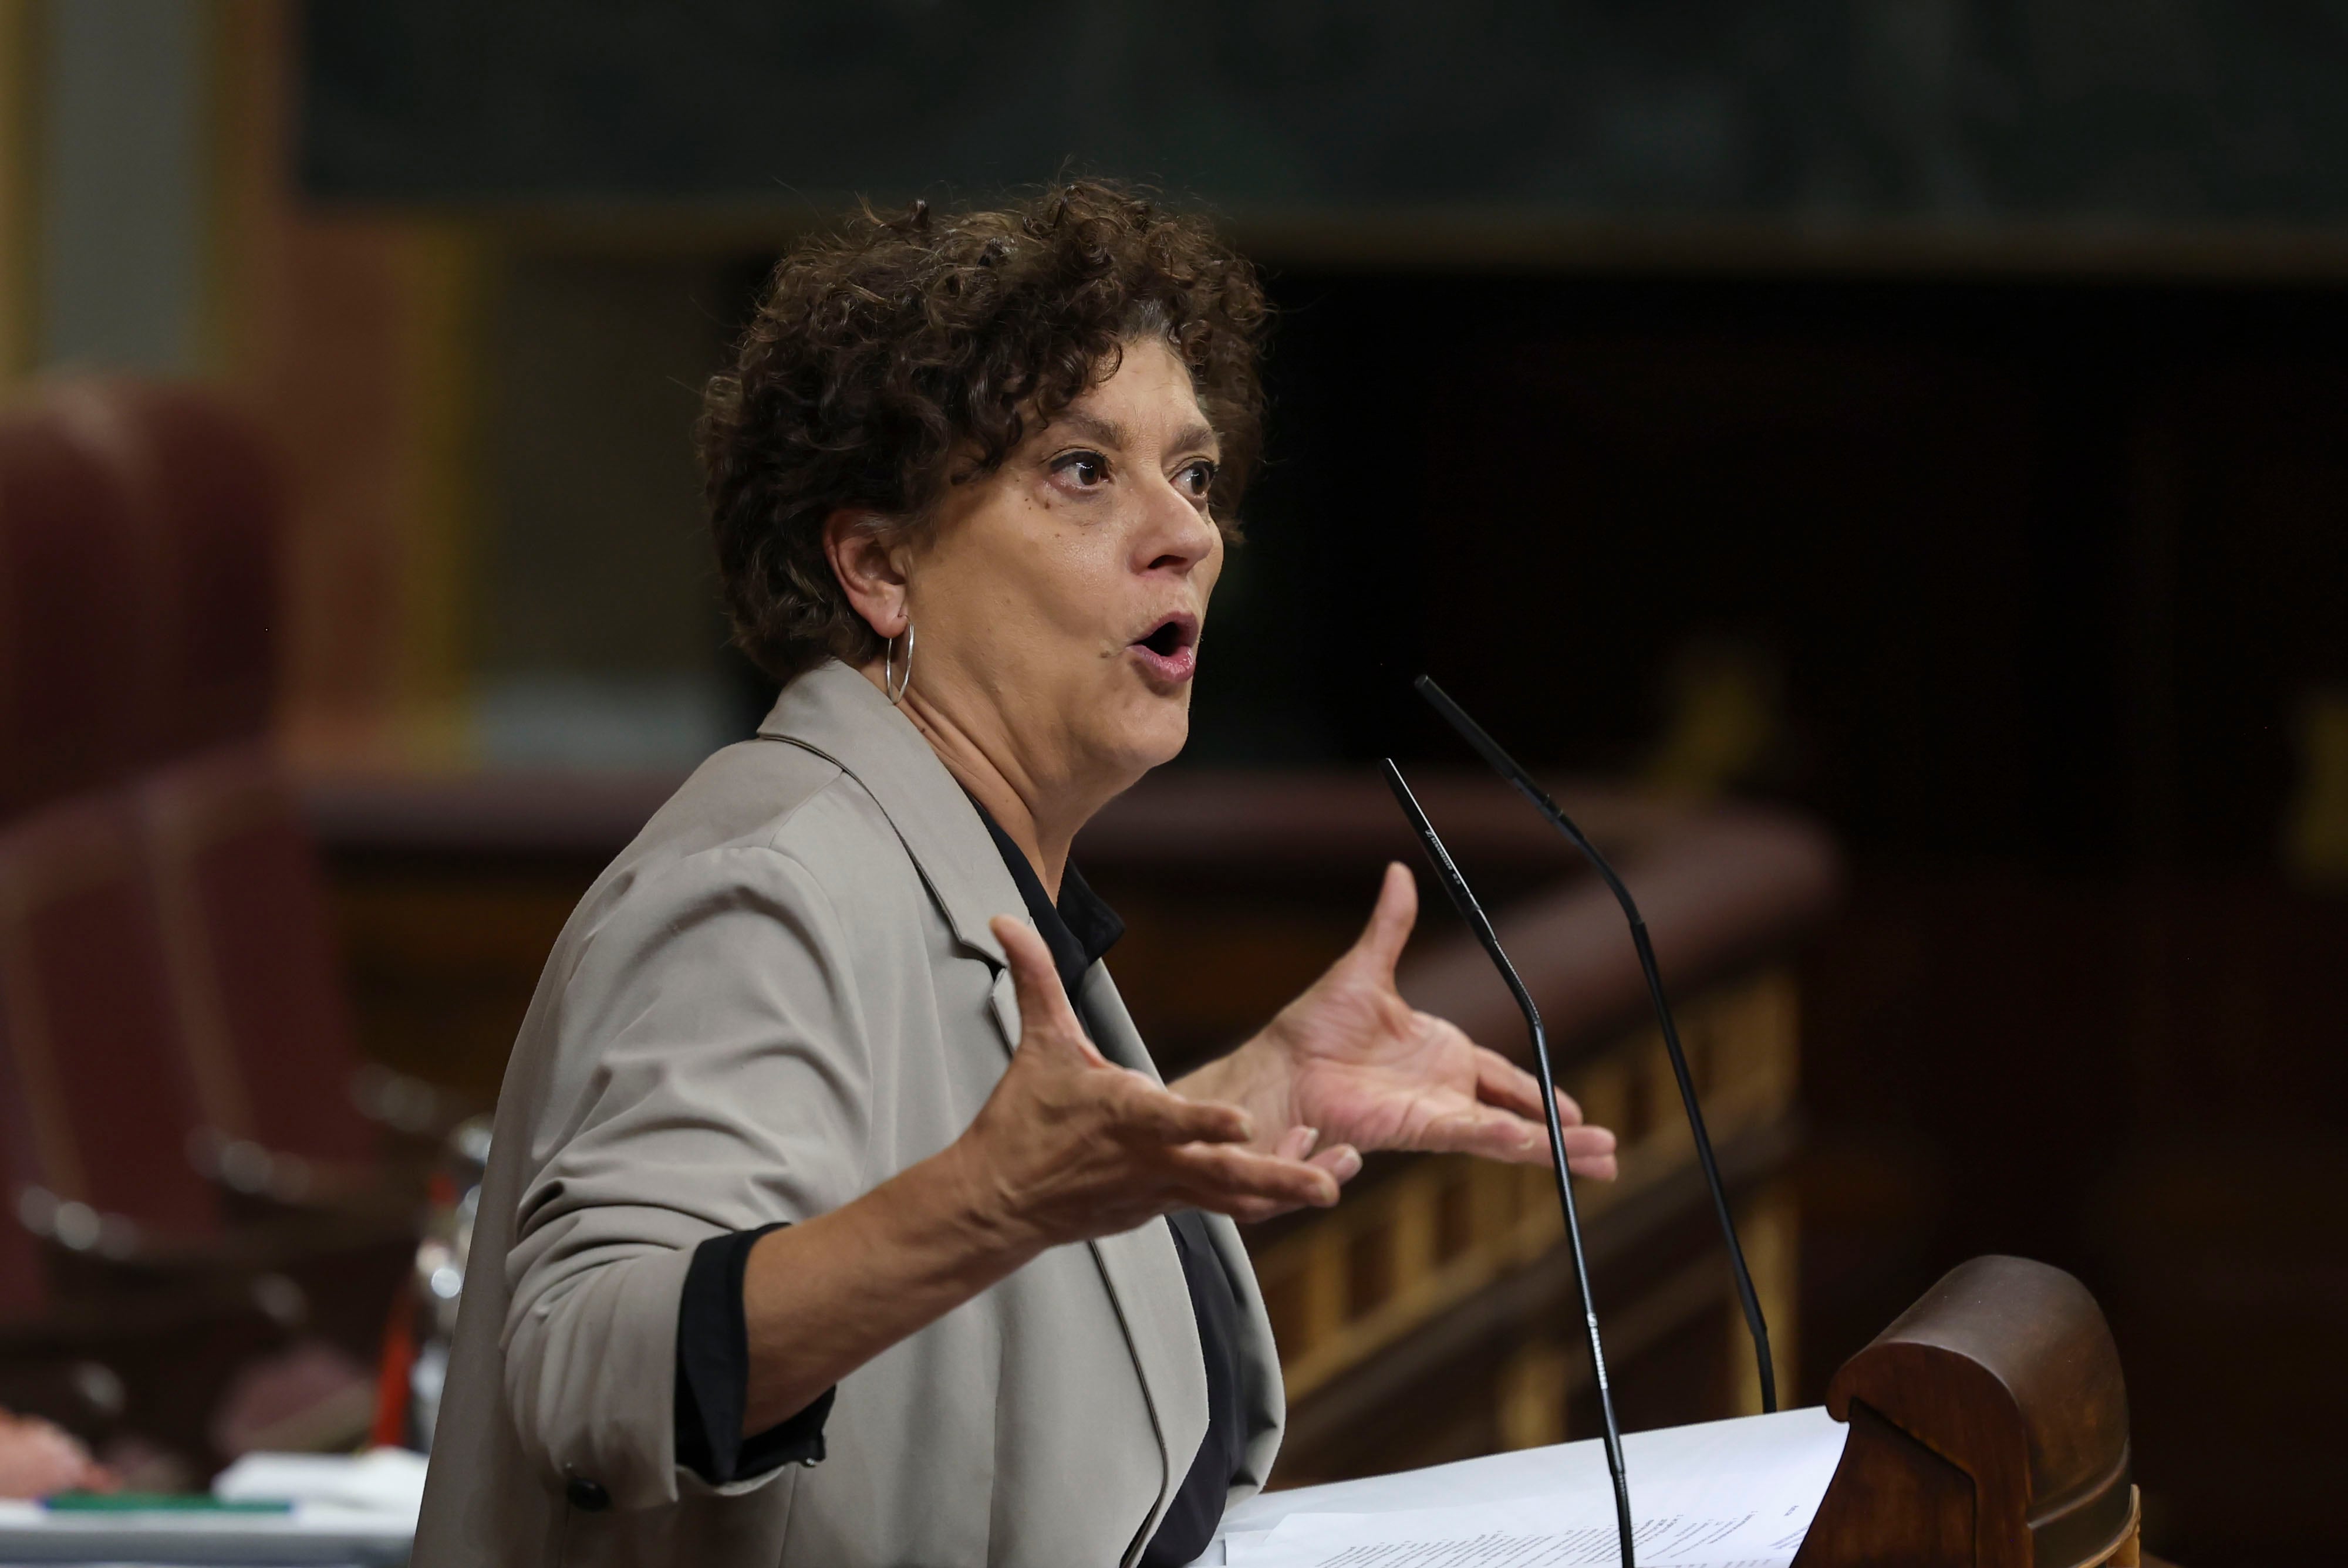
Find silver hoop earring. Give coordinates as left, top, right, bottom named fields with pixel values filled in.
left=883, top=621, right=915, bottom=704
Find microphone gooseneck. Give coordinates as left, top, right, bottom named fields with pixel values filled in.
left=1381, top=759, right=1635, bottom=1568
left=1412, top=674, right=1778, bottom=1416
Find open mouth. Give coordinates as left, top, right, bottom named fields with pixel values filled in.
left=1139, top=620, right=1187, bottom=657
left=1129, top=613, right=1199, bottom=682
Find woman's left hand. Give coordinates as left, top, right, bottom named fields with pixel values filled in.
left=1178, top=863, right=1618, bottom=1181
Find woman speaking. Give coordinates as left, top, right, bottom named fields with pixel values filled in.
left=415, top=181, right=1616, bottom=1567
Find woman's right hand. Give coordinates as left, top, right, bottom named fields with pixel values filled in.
left=950, top=915, right=1354, bottom=1248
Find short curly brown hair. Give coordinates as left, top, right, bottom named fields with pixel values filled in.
left=700, top=180, right=1271, bottom=683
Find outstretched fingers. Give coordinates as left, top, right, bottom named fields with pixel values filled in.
left=1419, top=1099, right=1621, bottom=1178
left=1118, top=1077, right=1254, bottom=1147
left=1562, top=1124, right=1618, bottom=1180
left=1166, top=1140, right=1345, bottom=1220
left=1471, top=1047, right=1619, bottom=1177
left=1273, top=1124, right=1363, bottom=1182
left=1473, top=1045, right=1591, bottom=1129
left=1420, top=1104, right=1548, bottom=1163
left=1310, top=1141, right=1364, bottom=1181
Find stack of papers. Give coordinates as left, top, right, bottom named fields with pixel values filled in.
left=1201, top=1407, right=1847, bottom=1567
left=212, top=1447, right=428, bottom=1518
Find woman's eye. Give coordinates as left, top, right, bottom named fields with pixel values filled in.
left=1052, top=451, right=1108, bottom=488
left=1177, top=458, right=1217, bottom=498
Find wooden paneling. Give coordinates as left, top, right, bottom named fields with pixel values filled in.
left=212, top=0, right=485, bottom=770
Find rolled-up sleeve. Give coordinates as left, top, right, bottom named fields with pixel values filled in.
left=498, top=845, right=873, bottom=1510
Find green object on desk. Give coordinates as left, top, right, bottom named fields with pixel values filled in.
left=42, top=1491, right=294, bottom=1513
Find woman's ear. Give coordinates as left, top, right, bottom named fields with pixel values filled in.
left=823, top=509, right=910, bottom=639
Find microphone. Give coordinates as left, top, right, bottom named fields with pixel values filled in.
left=1382, top=759, right=1636, bottom=1568
left=1412, top=674, right=1779, bottom=1415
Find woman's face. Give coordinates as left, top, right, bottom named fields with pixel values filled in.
left=902, top=336, right=1226, bottom=795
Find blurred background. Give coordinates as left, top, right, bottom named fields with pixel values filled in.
left=1, top=2, right=2344, bottom=1562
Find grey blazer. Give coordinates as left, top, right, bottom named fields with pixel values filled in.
left=412, top=660, right=1284, bottom=1567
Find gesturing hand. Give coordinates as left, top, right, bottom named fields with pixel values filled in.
left=952, top=916, right=1358, bottom=1248
left=1185, top=864, right=1618, bottom=1179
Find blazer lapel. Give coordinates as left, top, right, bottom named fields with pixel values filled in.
left=1087, top=969, right=1286, bottom=1502
left=1078, top=965, right=1209, bottom=1559
left=1075, top=962, right=1158, bottom=1081
left=757, top=662, right=1200, bottom=1548
left=756, top=662, right=1024, bottom=1045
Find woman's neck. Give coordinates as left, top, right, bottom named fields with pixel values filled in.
left=861, top=659, right=1122, bottom=900
left=953, top=768, right=1070, bottom=898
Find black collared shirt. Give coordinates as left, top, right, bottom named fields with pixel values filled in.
left=672, top=809, right=1247, bottom=1564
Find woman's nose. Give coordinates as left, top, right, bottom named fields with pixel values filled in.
left=1136, top=481, right=1219, bottom=574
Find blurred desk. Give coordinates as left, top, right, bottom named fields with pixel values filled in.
left=0, top=1500, right=403, bottom=1565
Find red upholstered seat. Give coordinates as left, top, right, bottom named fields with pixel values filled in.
left=0, top=795, right=221, bottom=1241
left=135, top=744, right=378, bottom=1168
left=56, top=383, right=387, bottom=1177
left=0, top=407, right=158, bottom=816
left=51, top=382, right=280, bottom=759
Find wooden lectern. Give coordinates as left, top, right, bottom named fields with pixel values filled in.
left=1793, top=1255, right=2144, bottom=1568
